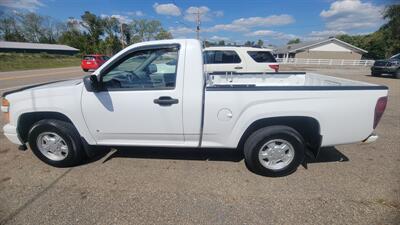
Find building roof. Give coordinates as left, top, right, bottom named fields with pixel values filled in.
left=0, top=41, right=79, bottom=51
left=274, top=38, right=367, bottom=55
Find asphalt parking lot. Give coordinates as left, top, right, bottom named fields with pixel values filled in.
left=0, top=66, right=399, bottom=224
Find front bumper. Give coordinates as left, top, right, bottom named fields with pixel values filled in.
left=371, top=66, right=398, bottom=74
left=362, top=133, right=378, bottom=144
left=3, top=124, right=23, bottom=145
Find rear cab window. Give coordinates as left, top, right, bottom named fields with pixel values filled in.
left=247, top=51, right=277, bottom=63
left=204, top=50, right=241, bottom=64
left=83, top=56, right=95, bottom=61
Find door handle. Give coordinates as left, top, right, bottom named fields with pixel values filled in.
left=234, top=66, right=243, bottom=69
left=154, top=96, right=179, bottom=106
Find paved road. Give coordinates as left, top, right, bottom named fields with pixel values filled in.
left=0, top=66, right=399, bottom=224
left=0, top=67, right=87, bottom=95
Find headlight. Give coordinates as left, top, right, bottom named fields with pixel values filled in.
left=1, top=98, right=10, bottom=123
left=1, top=98, right=9, bottom=112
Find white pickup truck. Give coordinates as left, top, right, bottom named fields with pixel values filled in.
left=1, top=39, right=388, bottom=176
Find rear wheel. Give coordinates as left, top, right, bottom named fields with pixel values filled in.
left=83, top=69, right=89, bottom=72
left=28, top=119, right=84, bottom=167
left=244, top=126, right=305, bottom=177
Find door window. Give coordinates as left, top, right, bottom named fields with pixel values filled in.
left=83, top=56, right=95, bottom=61
left=204, top=50, right=241, bottom=64
left=102, top=47, right=179, bottom=89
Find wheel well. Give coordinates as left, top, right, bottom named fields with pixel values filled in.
left=17, top=112, right=73, bottom=142
left=238, top=116, right=322, bottom=156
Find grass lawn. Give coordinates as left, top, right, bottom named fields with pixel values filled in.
left=0, top=53, right=81, bottom=72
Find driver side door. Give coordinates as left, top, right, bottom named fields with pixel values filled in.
left=81, top=45, right=184, bottom=146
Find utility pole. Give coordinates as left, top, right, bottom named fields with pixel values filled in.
left=176, top=6, right=203, bottom=40
left=195, top=8, right=201, bottom=40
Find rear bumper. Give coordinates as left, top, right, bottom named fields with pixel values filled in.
left=81, top=64, right=100, bottom=70
left=362, top=133, right=378, bottom=144
left=3, top=124, right=23, bottom=145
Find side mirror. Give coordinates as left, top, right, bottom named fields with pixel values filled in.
left=83, top=75, right=100, bottom=92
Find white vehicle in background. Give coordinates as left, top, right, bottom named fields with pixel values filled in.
left=203, top=46, right=279, bottom=73
left=2, top=39, right=388, bottom=177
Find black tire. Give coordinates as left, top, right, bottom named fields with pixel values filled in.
left=395, top=70, right=400, bottom=79
left=371, top=71, right=381, bottom=77
left=244, top=126, right=305, bottom=177
left=83, top=69, right=89, bottom=72
left=28, top=119, right=85, bottom=167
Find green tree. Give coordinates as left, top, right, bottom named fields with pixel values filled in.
left=40, top=16, right=65, bottom=43
left=58, top=18, right=89, bottom=53
left=19, top=12, right=45, bottom=42
left=102, top=16, right=122, bottom=54
left=0, top=11, right=174, bottom=55
left=244, top=41, right=254, bottom=47
left=336, top=4, right=399, bottom=59
left=0, top=12, right=64, bottom=43
left=155, top=28, right=173, bottom=40
left=287, top=38, right=300, bottom=45
left=256, top=39, right=264, bottom=47
left=128, top=19, right=172, bottom=44
left=80, top=11, right=104, bottom=52
left=382, top=4, right=400, bottom=56
left=0, top=14, right=25, bottom=41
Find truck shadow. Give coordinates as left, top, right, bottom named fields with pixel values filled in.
left=302, top=146, right=349, bottom=169
left=93, top=146, right=348, bottom=166
left=365, top=74, right=397, bottom=79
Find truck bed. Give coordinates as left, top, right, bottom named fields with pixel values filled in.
left=202, top=71, right=388, bottom=149
left=206, top=72, right=383, bottom=89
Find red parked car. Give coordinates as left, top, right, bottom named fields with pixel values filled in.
left=81, top=55, right=110, bottom=72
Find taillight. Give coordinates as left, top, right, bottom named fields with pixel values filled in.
left=373, top=96, right=387, bottom=129
left=269, top=64, right=279, bottom=72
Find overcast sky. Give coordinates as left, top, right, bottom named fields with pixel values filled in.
left=0, top=0, right=393, bottom=45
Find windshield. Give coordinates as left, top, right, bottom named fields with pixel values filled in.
left=390, top=53, right=400, bottom=60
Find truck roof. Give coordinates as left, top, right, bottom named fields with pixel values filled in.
left=204, top=46, right=273, bottom=51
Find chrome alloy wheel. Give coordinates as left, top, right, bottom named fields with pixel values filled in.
left=258, top=139, right=295, bottom=170
left=36, top=132, right=69, bottom=161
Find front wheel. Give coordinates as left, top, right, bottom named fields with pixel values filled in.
left=28, top=119, right=85, bottom=167
left=244, top=126, right=305, bottom=177
left=395, top=70, right=400, bottom=79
